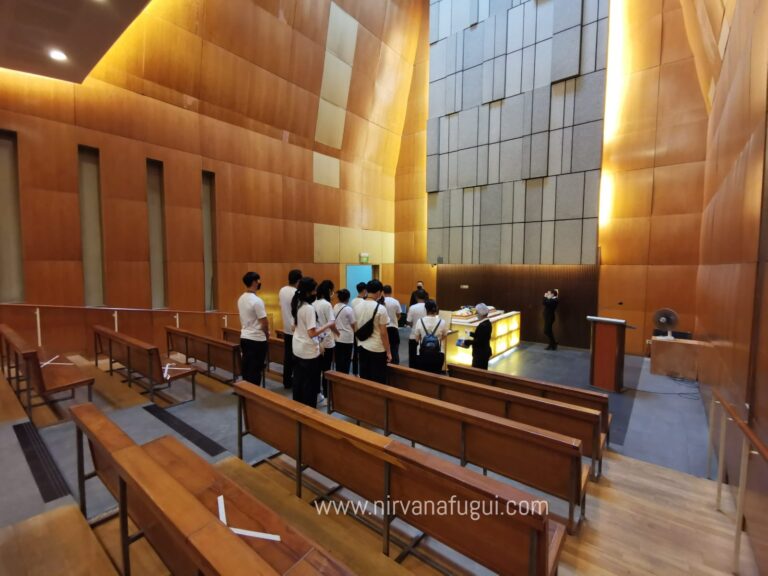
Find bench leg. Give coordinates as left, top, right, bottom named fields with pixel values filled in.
left=87, top=384, right=93, bottom=402
left=567, top=500, right=576, bottom=535
left=119, top=477, right=131, bottom=576
left=191, top=374, right=196, bottom=401
left=76, top=428, right=86, bottom=517
left=237, top=395, right=244, bottom=459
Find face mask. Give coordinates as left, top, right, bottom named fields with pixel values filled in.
left=257, top=282, right=262, bottom=290
left=306, top=295, right=317, bottom=304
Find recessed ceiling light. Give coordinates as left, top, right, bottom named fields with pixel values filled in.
left=48, top=49, right=68, bottom=62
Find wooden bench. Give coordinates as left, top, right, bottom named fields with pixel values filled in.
left=388, top=364, right=606, bottom=478
left=71, top=403, right=352, bottom=575
left=93, top=325, right=197, bottom=403
left=235, top=381, right=566, bottom=576
left=166, top=325, right=241, bottom=383
left=448, top=363, right=613, bottom=445
left=0, top=323, right=94, bottom=416
left=222, top=327, right=284, bottom=383
left=325, top=370, right=588, bottom=533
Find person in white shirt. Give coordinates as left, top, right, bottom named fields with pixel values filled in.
left=356, top=280, right=391, bottom=384
left=350, top=282, right=367, bottom=375
left=237, top=271, right=269, bottom=385
left=278, top=269, right=302, bottom=390
left=291, top=277, right=337, bottom=408
left=412, top=299, right=449, bottom=374
left=405, top=289, right=428, bottom=369
left=313, top=279, right=339, bottom=404
left=382, top=285, right=402, bottom=365
left=332, top=289, right=357, bottom=374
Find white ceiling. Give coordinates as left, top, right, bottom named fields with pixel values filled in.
left=0, top=0, right=150, bottom=83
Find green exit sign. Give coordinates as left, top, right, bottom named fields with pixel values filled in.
left=359, top=252, right=369, bottom=264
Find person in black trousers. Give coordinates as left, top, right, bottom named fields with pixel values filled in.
left=465, top=303, right=492, bottom=369
left=543, top=289, right=559, bottom=350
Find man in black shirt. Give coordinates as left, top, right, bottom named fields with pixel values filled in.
left=543, top=289, right=559, bottom=350
left=408, top=280, right=429, bottom=307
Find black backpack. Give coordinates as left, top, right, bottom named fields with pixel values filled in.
left=355, top=303, right=380, bottom=342
left=419, top=318, right=442, bottom=357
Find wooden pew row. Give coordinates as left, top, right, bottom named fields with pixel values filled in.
left=166, top=325, right=241, bottom=383
left=387, top=364, right=606, bottom=477
left=325, top=371, right=588, bottom=533
left=71, top=403, right=353, bottom=576
left=448, top=363, right=612, bottom=444
left=235, top=381, right=566, bottom=576
left=93, top=325, right=197, bottom=403
left=0, top=323, right=94, bottom=417
left=222, top=327, right=284, bottom=383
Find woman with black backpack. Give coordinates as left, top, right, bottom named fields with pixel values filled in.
left=413, top=300, right=449, bottom=374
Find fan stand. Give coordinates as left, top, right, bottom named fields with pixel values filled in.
left=656, top=330, right=674, bottom=340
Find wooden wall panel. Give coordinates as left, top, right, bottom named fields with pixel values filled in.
left=0, top=0, right=427, bottom=321
left=437, top=265, right=599, bottom=349
left=599, top=3, right=707, bottom=354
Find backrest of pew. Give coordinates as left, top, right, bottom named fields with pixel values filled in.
left=166, top=326, right=240, bottom=375
left=235, top=382, right=554, bottom=576
left=222, top=326, right=240, bottom=344
left=70, top=403, right=279, bottom=576
left=326, top=371, right=581, bottom=502
left=93, top=325, right=164, bottom=384
left=448, top=363, right=610, bottom=432
left=114, top=444, right=279, bottom=576
left=223, top=327, right=284, bottom=367
left=388, top=364, right=602, bottom=459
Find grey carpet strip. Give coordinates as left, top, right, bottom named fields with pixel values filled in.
left=143, top=404, right=226, bottom=457
left=13, top=422, right=70, bottom=503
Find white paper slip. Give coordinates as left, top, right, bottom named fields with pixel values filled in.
left=231, top=527, right=281, bottom=542
left=217, top=495, right=227, bottom=525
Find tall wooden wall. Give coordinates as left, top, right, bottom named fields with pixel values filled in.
left=598, top=0, right=707, bottom=355
left=0, top=0, right=428, bottom=322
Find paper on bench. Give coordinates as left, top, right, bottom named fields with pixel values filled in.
left=230, top=527, right=281, bottom=542
left=217, top=495, right=281, bottom=542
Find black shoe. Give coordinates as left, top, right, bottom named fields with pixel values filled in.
left=552, top=343, right=558, bottom=351
left=545, top=345, right=553, bottom=350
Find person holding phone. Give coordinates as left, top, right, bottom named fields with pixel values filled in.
left=543, top=288, right=559, bottom=350
left=463, top=303, right=492, bottom=369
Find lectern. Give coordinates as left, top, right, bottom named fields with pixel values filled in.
left=587, top=316, right=627, bottom=392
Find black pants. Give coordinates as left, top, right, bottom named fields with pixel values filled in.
left=353, top=341, right=360, bottom=375
left=319, top=347, right=334, bottom=396
left=408, top=339, right=419, bottom=369
left=544, top=316, right=557, bottom=348
left=387, top=327, right=400, bottom=365
left=420, top=352, right=445, bottom=375
left=359, top=348, right=387, bottom=384
left=293, top=356, right=320, bottom=408
left=240, top=339, right=268, bottom=385
left=240, top=338, right=267, bottom=386
left=334, top=342, right=353, bottom=374
left=283, top=334, right=294, bottom=388
left=472, top=353, right=490, bottom=370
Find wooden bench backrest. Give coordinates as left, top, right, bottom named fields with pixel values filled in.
left=166, top=326, right=240, bottom=374
left=0, top=324, right=47, bottom=395
left=93, top=325, right=165, bottom=384
left=70, top=404, right=279, bottom=576
left=142, top=435, right=353, bottom=575
left=448, top=363, right=610, bottom=433
left=235, top=382, right=553, bottom=576
left=326, top=371, right=581, bottom=502
left=222, top=327, right=284, bottom=366
left=388, top=364, right=602, bottom=459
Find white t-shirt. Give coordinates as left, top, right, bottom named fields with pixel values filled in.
left=351, top=297, right=366, bottom=323
left=238, top=292, right=267, bottom=342
left=278, top=285, right=297, bottom=335
left=384, top=296, right=401, bottom=329
left=357, top=300, right=390, bottom=353
left=292, top=303, right=320, bottom=359
left=406, top=303, right=427, bottom=340
left=413, top=316, right=449, bottom=354
left=333, top=303, right=356, bottom=345
left=312, top=298, right=335, bottom=349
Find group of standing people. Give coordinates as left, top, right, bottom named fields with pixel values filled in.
left=238, top=270, right=558, bottom=410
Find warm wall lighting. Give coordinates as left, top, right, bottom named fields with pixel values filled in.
left=599, top=0, right=629, bottom=229
left=48, top=49, right=68, bottom=62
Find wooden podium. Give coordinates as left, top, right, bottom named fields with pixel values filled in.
left=587, top=316, right=627, bottom=392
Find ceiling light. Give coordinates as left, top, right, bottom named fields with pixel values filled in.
left=48, top=49, right=68, bottom=62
